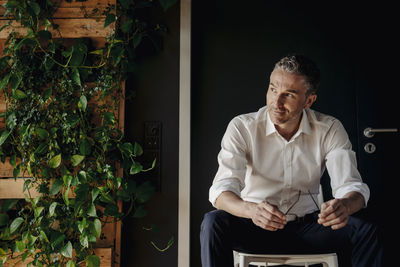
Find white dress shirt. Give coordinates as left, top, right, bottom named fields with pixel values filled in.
left=209, top=106, right=370, bottom=219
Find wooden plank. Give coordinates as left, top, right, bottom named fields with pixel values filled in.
left=0, top=18, right=114, bottom=39
left=0, top=178, right=39, bottom=199
left=2, top=247, right=112, bottom=267
left=0, top=0, right=116, bottom=18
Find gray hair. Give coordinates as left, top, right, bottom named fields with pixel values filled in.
left=273, top=54, right=320, bottom=95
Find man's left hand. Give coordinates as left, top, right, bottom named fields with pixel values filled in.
left=317, top=198, right=350, bottom=230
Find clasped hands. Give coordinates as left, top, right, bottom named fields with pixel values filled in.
left=250, top=198, right=350, bottom=231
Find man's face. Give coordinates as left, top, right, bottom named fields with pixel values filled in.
left=266, top=69, right=316, bottom=127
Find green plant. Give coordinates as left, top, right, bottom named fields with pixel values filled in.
left=0, top=0, right=176, bottom=266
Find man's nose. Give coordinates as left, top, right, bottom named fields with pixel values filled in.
left=273, top=93, right=285, bottom=108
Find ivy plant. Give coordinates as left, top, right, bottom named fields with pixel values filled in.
left=0, top=0, right=176, bottom=266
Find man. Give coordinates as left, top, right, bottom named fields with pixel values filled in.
left=200, top=55, right=382, bottom=266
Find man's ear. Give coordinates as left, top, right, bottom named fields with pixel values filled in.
left=305, top=94, right=317, bottom=109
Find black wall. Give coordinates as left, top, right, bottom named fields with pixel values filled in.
left=121, top=3, right=180, bottom=267
left=191, top=1, right=384, bottom=266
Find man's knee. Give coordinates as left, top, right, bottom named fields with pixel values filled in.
left=201, top=210, right=232, bottom=235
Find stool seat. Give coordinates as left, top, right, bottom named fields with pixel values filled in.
left=234, top=251, right=338, bottom=267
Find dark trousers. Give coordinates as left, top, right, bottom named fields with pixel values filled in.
left=200, top=210, right=383, bottom=267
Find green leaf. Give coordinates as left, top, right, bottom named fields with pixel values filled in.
left=49, top=179, right=63, bottom=196
left=136, top=181, right=155, bottom=203
left=51, top=232, right=66, bottom=249
left=15, top=240, right=25, bottom=252
left=37, top=30, right=52, bottom=40
left=12, top=89, right=27, bottom=99
left=80, top=138, right=91, bottom=156
left=66, top=260, right=76, bottom=267
left=9, top=73, right=22, bottom=91
left=39, top=230, right=49, bottom=243
left=61, top=241, right=73, bottom=258
left=36, top=128, right=49, bottom=139
left=12, top=165, right=20, bottom=178
left=0, top=213, right=9, bottom=227
left=48, top=154, right=61, bottom=168
left=121, top=18, right=133, bottom=33
left=90, top=218, right=101, bottom=238
left=34, top=206, right=44, bottom=218
left=133, top=142, right=143, bottom=156
left=103, top=112, right=115, bottom=124
left=89, top=49, right=103, bottom=55
left=129, top=161, right=143, bottom=175
left=119, top=142, right=132, bottom=158
left=72, top=68, right=81, bottom=86
left=34, top=142, right=48, bottom=155
left=9, top=217, right=24, bottom=234
left=1, top=199, right=18, bottom=212
left=63, top=187, right=70, bottom=206
left=86, top=255, right=100, bottom=267
left=28, top=1, right=41, bottom=15
left=91, top=188, right=99, bottom=202
left=80, top=234, right=89, bottom=248
left=0, top=73, right=11, bottom=91
left=133, top=205, right=147, bottom=218
left=87, top=203, right=96, bottom=217
left=63, top=174, right=72, bottom=187
left=71, top=155, right=85, bottom=167
left=104, top=13, right=116, bottom=28
left=0, top=130, right=10, bottom=146
left=49, top=202, right=57, bottom=217
left=78, top=95, right=87, bottom=111
left=23, top=179, right=32, bottom=192
left=78, top=218, right=86, bottom=233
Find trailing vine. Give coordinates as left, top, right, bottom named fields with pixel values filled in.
left=0, top=0, right=176, bottom=266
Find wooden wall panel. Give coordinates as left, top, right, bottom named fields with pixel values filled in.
left=3, top=247, right=112, bottom=267
left=0, top=0, right=116, bottom=38
left=0, top=1, right=121, bottom=265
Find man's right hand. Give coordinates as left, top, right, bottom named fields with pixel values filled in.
left=250, top=202, right=287, bottom=231
left=215, top=191, right=286, bottom=231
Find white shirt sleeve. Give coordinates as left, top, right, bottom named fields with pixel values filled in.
left=324, top=120, right=370, bottom=206
left=209, top=117, right=248, bottom=206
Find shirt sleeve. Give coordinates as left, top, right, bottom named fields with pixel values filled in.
left=209, top=117, right=249, bottom=207
left=324, top=120, right=370, bottom=206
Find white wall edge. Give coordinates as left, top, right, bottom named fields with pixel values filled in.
left=178, top=0, right=191, bottom=266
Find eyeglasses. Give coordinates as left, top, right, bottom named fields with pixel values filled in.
left=284, top=190, right=321, bottom=218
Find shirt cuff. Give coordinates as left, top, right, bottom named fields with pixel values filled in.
left=209, top=178, right=242, bottom=207
left=333, top=182, right=370, bottom=207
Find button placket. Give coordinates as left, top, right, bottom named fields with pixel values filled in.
left=282, top=142, right=292, bottom=210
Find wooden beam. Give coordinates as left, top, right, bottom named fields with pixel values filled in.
left=0, top=18, right=114, bottom=39
left=0, top=178, right=39, bottom=199
left=1, top=247, right=112, bottom=267
left=0, top=0, right=116, bottom=18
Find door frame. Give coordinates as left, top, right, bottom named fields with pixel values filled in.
left=178, top=0, right=191, bottom=266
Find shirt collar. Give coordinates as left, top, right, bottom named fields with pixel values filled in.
left=265, top=108, right=312, bottom=137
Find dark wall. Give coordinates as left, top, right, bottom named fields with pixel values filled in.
left=191, top=1, right=379, bottom=266
left=121, top=3, right=180, bottom=267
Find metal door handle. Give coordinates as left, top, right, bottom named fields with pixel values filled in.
left=364, top=127, right=398, bottom=138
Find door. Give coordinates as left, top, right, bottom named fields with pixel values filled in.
left=191, top=1, right=395, bottom=266
left=354, top=6, right=399, bottom=255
